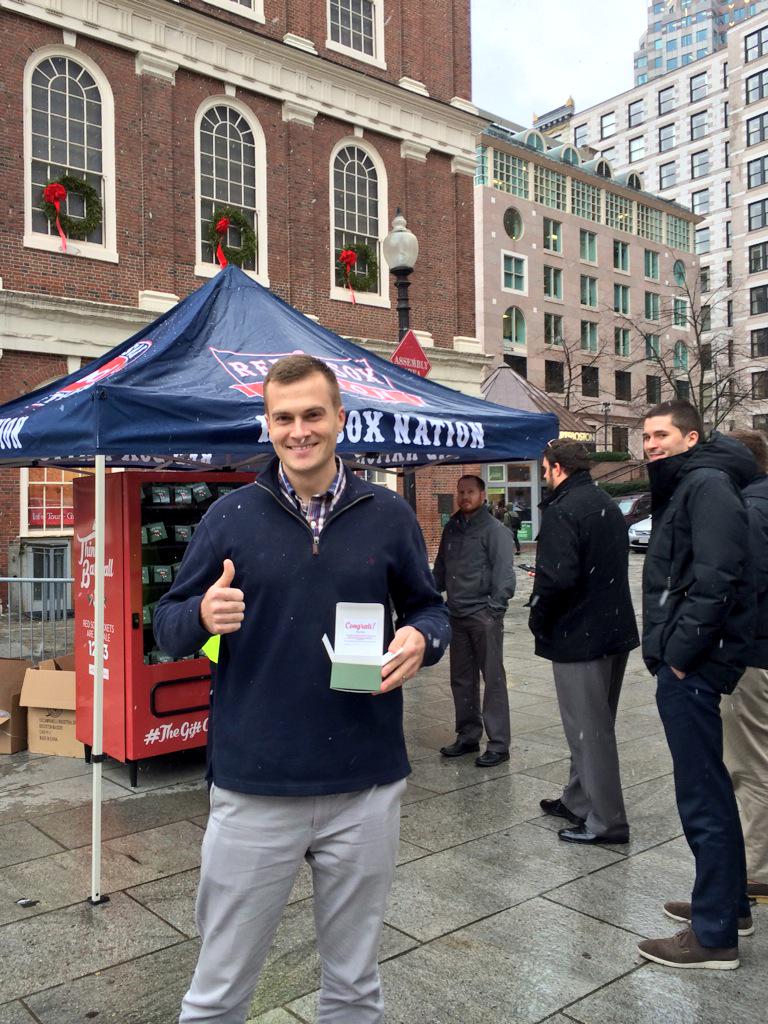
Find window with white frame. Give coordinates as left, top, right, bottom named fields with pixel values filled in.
left=332, top=144, right=383, bottom=297
left=674, top=298, right=688, bottom=328
left=328, top=0, right=383, bottom=64
left=580, top=320, right=598, bottom=353
left=198, top=104, right=260, bottom=274
left=503, top=253, right=527, bottom=293
left=571, top=178, right=601, bottom=221
left=668, top=214, right=691, bottom=251
left=27, top=51, right=115, bottom=258
left=543, top=264, right=562, bottom=300
left=580, top=275, right=597, bottom=307
left=22, top=467, right=89, bottom=534
left=605, top=192, right=633, bottom=233
left=533, top=165, right=567, bottom=210
left=492, top=150, right=529, bottom=197
left=638, top=204, right=663, bottom=243
left=201, top=0, right=265, bottom=21
left=615, top=327, right=631, bottom=357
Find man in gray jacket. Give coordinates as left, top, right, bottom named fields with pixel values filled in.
left=433, top=475, right=516, bottom=767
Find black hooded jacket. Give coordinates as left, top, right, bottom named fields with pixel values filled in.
left=743, top=473, right=768, bottom=668
left=528, top=469, right=639, bottom=663
left=642, top=432, right=757, bottom=692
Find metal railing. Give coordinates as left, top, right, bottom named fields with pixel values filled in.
left=0, top=577, right=74, bottom=661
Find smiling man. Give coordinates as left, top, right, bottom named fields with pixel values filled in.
left=154, top=354, right=449, bottom=1023
left=638, top=400, right=757, bottom=971
left=433, top=474, right=516, bottom=767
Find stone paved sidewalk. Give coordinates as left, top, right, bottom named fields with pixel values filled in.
left=0, top=557, right=763, bottom=1023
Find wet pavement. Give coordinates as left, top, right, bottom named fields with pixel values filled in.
left=0, top=556, right=764, bottom=1023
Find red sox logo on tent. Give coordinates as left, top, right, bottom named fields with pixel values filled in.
left=210, top=348, right=426, bottom=408
left=30, top=340, right=154, bottom=408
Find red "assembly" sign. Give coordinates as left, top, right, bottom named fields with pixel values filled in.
left=390, top=329, right=431, bottom=378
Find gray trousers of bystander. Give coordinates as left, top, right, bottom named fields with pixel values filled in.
left=179, top=779, right=405, bottom=1024
left=722, top=665, right=768, bottom=884
left=448, top=609, right=511, bottom=753
left=552, top=652, right=629, bottom=837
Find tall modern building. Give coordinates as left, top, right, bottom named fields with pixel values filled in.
left=634, top=0, right=768, bottom=86
left=570, top=12, right=768, bottom=436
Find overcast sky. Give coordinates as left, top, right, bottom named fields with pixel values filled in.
left=471, top=0, right=648, bottom=125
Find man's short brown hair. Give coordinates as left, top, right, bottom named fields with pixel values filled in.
left=727, top=429, right=768, bottom=474
left=458, top=474, right=485, bottom=491
left=644, top=399, right=703, bottom=440
left=543, top=439, right=591, bottom=476
left=263, top=354, right=342, bottom=409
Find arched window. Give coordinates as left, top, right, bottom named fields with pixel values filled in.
left=503, top=306, right=526, bottom=348
left=331, top=143, right=386, bottom=300
left=198, top=105, right=260, bottom=273
left=674, top=341, right=689, bottom=370
left=26, top=50, right=116, bottom=258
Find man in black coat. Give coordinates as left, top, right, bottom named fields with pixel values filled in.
left=528, top=440, right=639, bottom=846
left=722, top=429, right=768, bottom=906
left=637, top=401, right=756, bottom=972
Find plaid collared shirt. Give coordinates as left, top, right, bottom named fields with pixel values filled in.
left=278, top=457, right=346, bottom=547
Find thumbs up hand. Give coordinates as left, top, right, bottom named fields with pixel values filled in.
left=200, top=559, right=245, bottom=634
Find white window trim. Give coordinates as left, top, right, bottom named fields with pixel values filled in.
left=501, top=249, right=529, bottom=297
left=23, top=45, right=118, bottom=263
left=193, top=96, right=269, bottom=286
left=326, top=0, right=387, bottom=70
left=18, top=466, right=79, bottom=538
left=328, top=136, right=390, bottom=308
left=200, top=0, right=265, bottom=23
left=674, top=298, right=690, bottom=331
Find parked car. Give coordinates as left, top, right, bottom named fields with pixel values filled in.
left=615, top=492, right=652, bottom=526
left=628, top=515, right=652, bottom=551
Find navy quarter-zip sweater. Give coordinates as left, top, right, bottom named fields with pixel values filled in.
left=153, top=459, right=450, bottom=796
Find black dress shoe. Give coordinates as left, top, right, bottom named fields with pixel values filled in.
left=557, top=824, right=630, bottom=845
left=539, top=797, right=585, bottom=825
left=440, top=740, right=480, bottom=757
left=475, top=750, right=510, bottom=768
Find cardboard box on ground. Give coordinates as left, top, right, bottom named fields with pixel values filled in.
left=0, top=659, right=29, bottom=754
left=20, top=655, right=84, bottom=759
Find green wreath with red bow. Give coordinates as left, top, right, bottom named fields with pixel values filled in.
left=41, top=176, right=103, bottom=250
left=209, top=207, right=257, bottom=268
left=337, top=242, right=379, bottom=295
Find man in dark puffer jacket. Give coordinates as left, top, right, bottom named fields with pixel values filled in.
left=638, top=401, right=756, bottom=972
left=722, top=429, right=768, bottom=907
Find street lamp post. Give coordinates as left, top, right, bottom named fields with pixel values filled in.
left=382, top=209, right=419, bottom=342
left=601, top=401, right=612, bottom=452
left=383, top=210, right=420, bottom=509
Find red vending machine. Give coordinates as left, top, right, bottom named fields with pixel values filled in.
left=73, top=471, right=252, bottom=785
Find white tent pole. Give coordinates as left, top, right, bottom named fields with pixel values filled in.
left=90, top=454, right=107, bottom=905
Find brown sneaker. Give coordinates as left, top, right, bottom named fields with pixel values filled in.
left=747, top=880, right=768, bottom=905
left=663, top=900, right=754, bottom=937
left=638, top=927, right=739, bottom=970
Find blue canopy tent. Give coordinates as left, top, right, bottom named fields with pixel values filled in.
left=0, top=266, right=555, bottom=468
left=0, top=266, right=557, bottom=903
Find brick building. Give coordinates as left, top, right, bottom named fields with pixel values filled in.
left=0, top=0, right=485, bottom=576
left=474, top=122, right=700, bottom=460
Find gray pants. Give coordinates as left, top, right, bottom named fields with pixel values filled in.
left=723, top=665, right=768, bottom=882
left=449, top=610, right=511, bottom=752
left=179, top=779, right=405, bottom=1024
left=552, top=653, right=629, bottom=836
